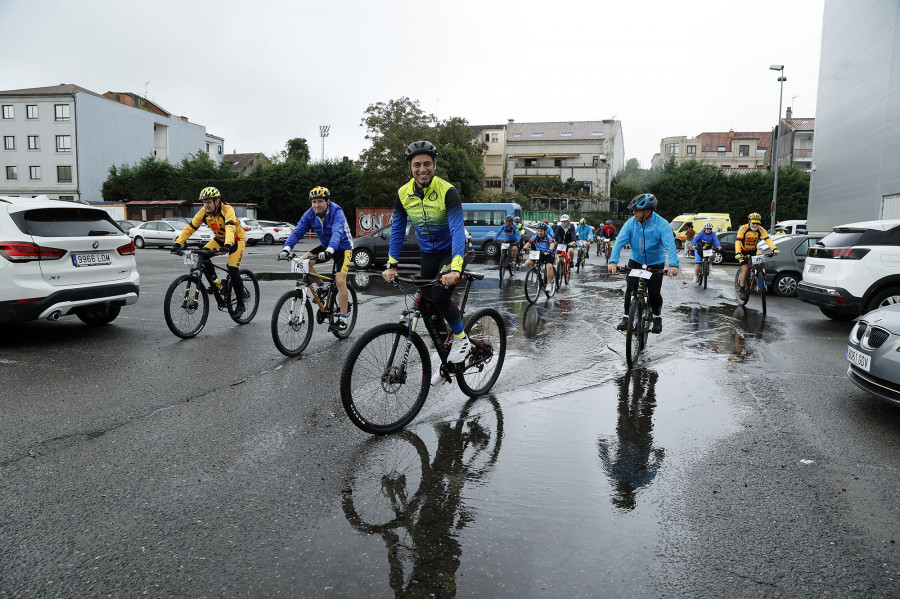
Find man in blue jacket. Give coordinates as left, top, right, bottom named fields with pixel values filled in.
left=495, top=215, right=521, bottom=263
left=279, top=186, right=354, bottom=329
left=607, top=194, right=680, bottom=334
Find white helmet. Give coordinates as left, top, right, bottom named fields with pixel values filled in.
left=560, top=214, right=570, bottom=222
left=703, top=221, right=714, bottom=230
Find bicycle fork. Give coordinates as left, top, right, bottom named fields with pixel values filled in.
left=384, top=311, right=421, bottom=385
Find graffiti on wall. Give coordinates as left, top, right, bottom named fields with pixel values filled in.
left=356, top=207, right=394, bottom=237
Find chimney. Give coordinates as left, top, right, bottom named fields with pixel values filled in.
left=728, top=129, right=735, bottom=138
left=785, top=107, right=792, bottom=121
left=508, top=118, right=515, bottom=123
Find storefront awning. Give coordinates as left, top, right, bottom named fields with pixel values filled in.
left=513, top=174, right=561, bottom=179
left=545, top=153, right=580, bottom=158
left=512, top=153, right=545, bottom=158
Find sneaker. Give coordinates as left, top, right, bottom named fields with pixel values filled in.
left=316, top=285, right=328, bottom=300
left=446, top=336, right=471, bottom=363
left=616, top=316, right=628, bottom=331
left=651, top=317, right=662, bottom=334
left=233, top=303, right=246, bottom=319
left=546, top=284, right=553, bottom=293
left=739, top=286, right=749, bottom=301
left=336, top=316, right=349, bottom=330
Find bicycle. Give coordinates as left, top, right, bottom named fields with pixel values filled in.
left=340, top=270, right=507, bottom=435
left=523, top=250, right=556, bottom=304
left=270, top=253, right=358, bottom=357
left=554, top=244, right=573, bottom=288
left=619, top=266, right=665, bottom=369
left=600, top=237, right=613, bottom=262
left=575, top=240, right=588, bottom=273
left=694, top=243, right=717, bottom=290
left=497, top=241, right=518, bottom=287
left=734, top=250, right=775, bottom=314
left=163, top=248, right=260, bottom=338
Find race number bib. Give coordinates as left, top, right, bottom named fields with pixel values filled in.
left=750, top=255, right=766, bottom=265
left=703, top=249, right=715, bottom=257
left=529, top=250, right=540, bottom=260
left=501, top=243, right=510, bottom=250
left=628, top=269, right=653, bottom=279
left=291, top=258, right=311, bottom=273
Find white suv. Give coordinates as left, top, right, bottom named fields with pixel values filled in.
left=797, top=219, right=900, bottom=321
left=239, top=217, right=264, bottom=246
left=0, top=196, right=140, bottom=325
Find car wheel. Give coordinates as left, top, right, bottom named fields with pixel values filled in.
left=353, top=248, right=374, bottom=269
left=866, top=286, right=900, bottom=312
left=484, top=242, right=499, bottom=257
left=819, top=307, right=856, bottom=321
left=263, top=233, right=274, bottom=245
left=773, top=272, right=799, bottom=297
left=133, top=236, right=145, bottom=249
left=712, top=252, right=723, bottom=265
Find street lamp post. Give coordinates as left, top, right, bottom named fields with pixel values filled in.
left=770, top=65, right=786, bottom=230
left=319, top=125, right=330, bottom=162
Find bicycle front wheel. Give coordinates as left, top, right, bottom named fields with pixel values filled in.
left=271, top=290, right=314, bottom=357
left=457, top=308, right=506, bottom=397
left=164, top=275, right=209, bottom=339
left=498, top=254, right=508, bottom=288
left=340, top=323, right=431, bottom=435
left=331, top=284, right=358, bottom=339
left=524, top=268, right=541, bottom=304
left=564, top=260, right=571, bottom=285
left=702, top=260, right=709, bottom=290
left=227, top=269, right=260, bottom=324
left=625, top=299, right=643, bottom=368
left=758, top=270, right=767, bottom=314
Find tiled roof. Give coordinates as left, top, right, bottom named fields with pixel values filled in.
left=0, top=83, right=106, bottom=99
left=696, top=131, right=771, bottom=151
left=470, top=124, right=507, bottom=137
left=785, top=118, right=815, bottom=131
left=224, top=153, right=268, bottom=172
left=508, top=121, right=608, bottom=142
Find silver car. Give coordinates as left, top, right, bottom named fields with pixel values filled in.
left=846, top=305, right=900, bottom=407
left=129, top=220, right=213, bottom=249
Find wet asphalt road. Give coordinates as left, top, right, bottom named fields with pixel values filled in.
left=1, top=244, right=898, bottom=598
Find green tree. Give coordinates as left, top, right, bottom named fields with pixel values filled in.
left=284, top=138, right=311, bottom=165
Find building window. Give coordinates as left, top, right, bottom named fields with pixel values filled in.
left=524, top=158, right=537, bottom=167
left=29, top=166, right=41, bottom=180
left=27, top=135, right=39, bottom=150
left=739, top=144, right=749, bottom=157
left=56, top=135, right=71, bottom=152
left=206, top=143, right=211, bottom=153
left=717, top=146, right=726, bottom=155
left=485, top=179, right=502, bottom=188
left=217, top=144, right=223, bottom=155
left=2, top=105, right=13, bottom=119
left=54, top=104, right=70, bottom=121
left=491, top=134, right=498, bottom=143
left=738, top=165, right=749, bottom=169
left=554, top=158, right=567, bottom=167
left=59, top=195, right=74, bottom=201
left=665, top=143, right=679, bottom=155
left=593, top=156, right=599, bottom=167
left=6, top=166, right=17, bottom=180
left=581, top=182, right=592, bottom=194
left=3, top=136, right=14, bottom=150
left=57, top=165, right=73, bottom=183
left=27, top=105, right=38, bottom=119
left=484, top=133, right=490, bottom=142
left=686, top=145, right=696, bottom=155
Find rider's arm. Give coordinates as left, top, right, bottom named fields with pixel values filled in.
left=221, top=204, right=240, bottom=247
left=326, top=205, right=349, bottom=253
left=734, top=225, right=746, bottom=254
left=174, top=209, right=205, bottom=245
left=445, top=187, right=466, bottom=273
left=386, top=198, right=408, bottom=268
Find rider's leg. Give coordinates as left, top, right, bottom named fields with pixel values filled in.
left=739, top=261, right=749, bottom=287
left=694, top=250, right=703, bottom=277
left=334, top=250, right=351, bottom=315
left=227, top=240, right=247, bottom=310
left=647, top=262, right=665, bottom=333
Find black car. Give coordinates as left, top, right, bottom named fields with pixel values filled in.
left=763, top=234, right=824, bottom=296
left=706, top=230, right=737, bottom=264
left=352, top=224, right=473, bottom=269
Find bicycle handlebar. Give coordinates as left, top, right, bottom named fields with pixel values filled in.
left=390, top=269, right=485, bottom=286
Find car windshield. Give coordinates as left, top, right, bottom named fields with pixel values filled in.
left=244, top=219, right=259, bottom=226
left=671, top=220, right=685, bottom=232
left=16, top=208, right=122, bottom=237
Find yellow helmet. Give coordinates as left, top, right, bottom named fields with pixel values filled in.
left=309, top=186, right=331, bottom=200
left=199, top=186, right=221, bottom=201
left=748, top=212, right=762, bottom=223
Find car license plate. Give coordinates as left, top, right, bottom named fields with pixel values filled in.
left=847, top=345, right=871, bottom=372
left=808, top=264, right=824, bottom=274
left=72, top=252, right=112, bottom=267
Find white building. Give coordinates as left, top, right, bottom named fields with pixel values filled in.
left=0, top=84, right=224, bottom=203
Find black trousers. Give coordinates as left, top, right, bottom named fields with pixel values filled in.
left=623, top=259, right=664, bottom=316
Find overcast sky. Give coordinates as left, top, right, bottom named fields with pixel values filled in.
left=1, top=0, right=824, bottom=168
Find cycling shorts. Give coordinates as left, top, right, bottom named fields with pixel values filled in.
left=311, top=245, right=352, bottom=274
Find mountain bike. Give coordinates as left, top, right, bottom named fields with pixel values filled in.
left=497, top=241, right=518, bottom=287
left=694, top=243, right=717, bottom=290
left=734, top=251, right=775, bottom=314
left=270, top=253, right=358, bottom=357
left=555, top=244, right=573, bottom=288
left=524, top=250, right=556, bottom=304
left=600, top=237, right=613, bottom=262
left=340, top=270, right=506, bottom=435
left=164, top=248, right=260, bottom=338
left=575, top=240, right=588, bottom=273
left=620, top=266, right=665, bottom=369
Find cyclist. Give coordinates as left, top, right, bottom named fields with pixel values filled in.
left=172, top=186, right=247, bottom=317
left=514, top=215, right=525, bottom=238
left=607, top=194, right=679, bottom=334
left=554, top=214, right=577, bottom=266
left=600, top=220, right=617, bottom=240
left=690, top=221, right=723, bottom=282
left=735, top=212, right=779, bottom=301
left=541, top=219, right=554, bottom=238
left=279, top=186, right=354, bottom=329
left=576, top=217, right=594, bottom=257
left=495, top=215, right=521, bottom=263
left=381, top=140, right=470, bottom=363
left=523, top=222, right=557, bottom=292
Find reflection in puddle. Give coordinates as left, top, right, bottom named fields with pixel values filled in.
left=342, top=396, right=503, bottom=596
left=677, top=304, right=783, bottom=361
left=597, top=369, right=664, bottom=512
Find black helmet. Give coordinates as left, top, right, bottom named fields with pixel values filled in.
left=627, top=193, right=658, bottom=211
left=405, top=140, right=438, bottom=161
left=537, top=222, right=549, bottom=231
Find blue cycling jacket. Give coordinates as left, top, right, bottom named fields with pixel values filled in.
left=527, top=233, right=554, bottom=253
left=496, top=224, right=521, bottom=242
left=576, top=224, right=593, bottom=241
left=283, top=201, right=354, bottom=253
left=691, top=230, right=722, bottom=249
left=609, top=212, right=679, bottom=268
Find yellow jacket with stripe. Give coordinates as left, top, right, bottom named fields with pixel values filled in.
left=175, top=203, right=246, bottom=246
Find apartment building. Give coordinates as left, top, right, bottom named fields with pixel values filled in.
left=0, top=84, right=224, bottom=203
left=651, top=130, right=770, bottom=172
left=768, top=107, right=815, bottom=172
left=472, top=119, right=624, bottom=197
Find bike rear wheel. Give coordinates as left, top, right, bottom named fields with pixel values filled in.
left=524, top=267, right=541, bottom=304
left=331, top=284, right=359, bottom=339
left=563, top=259, right=571, bottom=285
left=625, top=299, right=644, bottom=368
left=702, top=259, right=709, bottom=289
left=164, top=274, right=209, bottom=338
left=758, top=270, right=767, bottom=314
left=340, top=323, right=431, bottom=435
left=271, top=289, right=314, bottom=357
left=227, top=269, right=260, bottom=324
left=457, top=308, right=506, bottom=397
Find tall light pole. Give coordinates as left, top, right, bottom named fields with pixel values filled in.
left=319, top=125, right=330, bottom=162
left=769, top=65, right=786, bottom=230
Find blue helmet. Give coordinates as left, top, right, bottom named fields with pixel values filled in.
left=605, top=220, right=612, bottom=225
left=627, top=193, right=658, bottom=211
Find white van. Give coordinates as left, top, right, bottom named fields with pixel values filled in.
left=773, top=220, right=807, bottom=235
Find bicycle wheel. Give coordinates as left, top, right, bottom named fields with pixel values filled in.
left=734, top=268, right=749, bottom=306
left=524, top=267, right=541, bottom=304
left=546, top=268, right=557, bottom=298
left=164, top=275, right=209, bottom=339
left=457, top=308, right=506, bottom=397
left=605, top=244, right=612, bottom=262
left=271, top=289, right=314, bottom=357
left=702, top=259, right=709, bottom=290
left=498, top=253, right=508, bottom=288
left=625, top=299, right=643, bottom=368
left=340, top=323, right=431, bottom=435
left=331, top=284, right=358, bottom=339
left=564, top=259, right=571, bottom=285
left=758, top=270, right=767, bottom=314
left=227, top=269, right=260, bottom=324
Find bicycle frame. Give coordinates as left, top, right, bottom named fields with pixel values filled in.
left=181, top=249, right=232, bottom=310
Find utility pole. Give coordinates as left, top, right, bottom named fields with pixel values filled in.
left=319, top=125, right=330, bottom=162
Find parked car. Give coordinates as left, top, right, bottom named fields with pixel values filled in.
left=710, top=231, right=738, bottom=264
left=256, top=220, right=292, bottom=245
left=239, top=217, right=264, bottom=245
left=846, top=304, right=900, bottom=407
left=0, top=195, right=139, bottom=325
left=115, top=219, right=142, bottom=233
left=129, top=220, right=213, bottom=248
left=352, top=223, right=473, bottom=269
left=762, top=233, right=824, bottom=297
left=797, top=219, right=900, bottom=320
left=773, top=219, right=807, bottom=235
